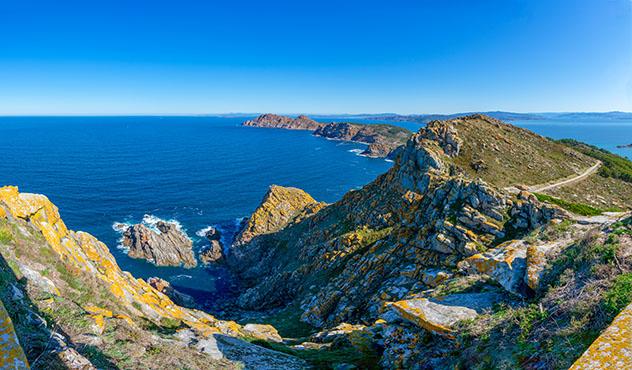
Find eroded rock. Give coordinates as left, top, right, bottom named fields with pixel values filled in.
left=122, top=221, right=196, bottom=268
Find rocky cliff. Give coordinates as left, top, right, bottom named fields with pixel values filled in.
left=0, top=186, right=306, bottom=369
left=243, top=114, right=412, bottom=158
left=243, top=114, right=324, bottom=131
left=230, top=115, right=632, bottom=368
left=122, top=221, right=197, bottom=268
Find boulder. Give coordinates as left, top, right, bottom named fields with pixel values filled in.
left=458, top=240, right=528, bottom=295
left=242, top=323, right=283, bottom=343
left=122, top=221, right=196, bottom=268
left=391, top=292, right=502, bottom=335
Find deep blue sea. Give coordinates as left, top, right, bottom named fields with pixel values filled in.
left=0, top=116, right=630, bottom=302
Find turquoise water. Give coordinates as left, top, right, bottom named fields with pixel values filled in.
left=0, top=116, right=630, bottom=303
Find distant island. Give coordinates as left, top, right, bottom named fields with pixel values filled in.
left=243, top=113, right=411, bottom=159
left=617, top=143, right=632, bottom=148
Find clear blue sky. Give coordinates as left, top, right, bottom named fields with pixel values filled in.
left=0, top=0, right=630, bottom=115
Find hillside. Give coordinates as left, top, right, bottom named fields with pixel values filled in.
left=229, top=115, right=632, bottom=368
left=243, top=114, right=411, bottom=158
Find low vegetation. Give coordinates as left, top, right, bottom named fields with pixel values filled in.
left=453, top=219, right=632, bottom=369
left=533, top=192, right=605, bottom=216
left=558, top=139, right=632, bottom=183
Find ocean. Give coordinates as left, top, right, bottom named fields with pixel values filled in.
left=0, top=115, right=630, bottom=303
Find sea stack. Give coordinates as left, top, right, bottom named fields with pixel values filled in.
left=122, top=221, right=197, bottom=268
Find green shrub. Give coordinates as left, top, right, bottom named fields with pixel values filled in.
left=603, top=273, right=632, bottom=316
left=534, top=193, right=603, bottom=216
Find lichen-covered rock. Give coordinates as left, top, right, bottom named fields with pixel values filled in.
left=242, top=323, right=283, bottom=343
left=122, top=221, right=196, bottom=268
left=391, top=292, right=502, bottom=335
left=0, top=300, right=29, bottom=369
left=570, top=302, right=632, bottom=370
left=458, top=240, right=528, bottom=295
left=233, top=185, right=325, bottom=246
left=0, top=186, right=251, bottom=340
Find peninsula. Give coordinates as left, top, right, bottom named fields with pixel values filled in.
left=243, top=114, right=411, bottom=159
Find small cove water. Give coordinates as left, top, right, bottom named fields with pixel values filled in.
left=0, top=115, right=630, bottom=303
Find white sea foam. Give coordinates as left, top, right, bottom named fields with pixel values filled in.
left=385, top=159, right=394, bottom=163
left=348, top=149, right=364, bottom=154
left=112, top=214, right=189, bottom=252
left=170, top=274, right=193, bottom=281
left=196, top=225, right=216, bottom=238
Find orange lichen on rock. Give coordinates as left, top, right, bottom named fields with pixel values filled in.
left=0, top=186, right=252, bottom=340
left=570, top=302, right=632, bottom=370
left=0, top=300, right=29, bottom=369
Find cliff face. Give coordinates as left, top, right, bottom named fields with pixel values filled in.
left=243, top=114, right=412, bottom=158
left=231, top=117, right=565, bottom=320
left=230, top=115, right=632, bottom=368
left=313, top=122, right=410, bottom=158
left=0, top=186, right=306, bottom=369
left=243, top=113, right=324, bottom=131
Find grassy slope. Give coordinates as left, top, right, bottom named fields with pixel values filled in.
left=448, top=116, right=594, bottom=188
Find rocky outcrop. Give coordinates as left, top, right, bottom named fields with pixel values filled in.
left=313, top=122, right=410, bottom=158
left=0, top=301, right=29, bottom=369
left=233, top=185, right=325, bottom=247
left=243, top=114, right=324, bottom=131
left=0, top=186, right=301, bottom=369
left=571, top=302, right=632, bottom=370
left=231, top=116, right=568, bottom=329
left=122, top=221, right=197, bottom=268
left=199, top=226, right=224, bottom=264
left=148, top=277, right=196, bottom=307
left=243, top=114, right=412, bottom=159
left=200, top=241, right=224, bottom=264
left=391, top=292, right=502, bottom=336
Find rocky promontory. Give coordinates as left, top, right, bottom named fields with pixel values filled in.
left=121, top=221, right=197, bottom=268
left=243, top=113, right=324, bottom=131
left=233, top=185, right=326, bottom=247
left=243, top=114, right=412, bottom=158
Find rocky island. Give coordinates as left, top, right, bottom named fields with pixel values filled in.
left=120, top=220, right=197, bottom=268
left=617, top=143, right=632, bottom=148
left=1, top=115, right=631, bottom=369
left=243, top=113, right=411, bottom=159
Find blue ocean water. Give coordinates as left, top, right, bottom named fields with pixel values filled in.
left=0, top=116, right=392, bottom=299
left=0, top=116, right=630, bottom=301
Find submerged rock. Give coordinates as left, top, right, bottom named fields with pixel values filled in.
left=122, top=221, right=196, bottom=268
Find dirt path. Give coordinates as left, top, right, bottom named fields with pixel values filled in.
left=528, top=160, right=602, bottom=192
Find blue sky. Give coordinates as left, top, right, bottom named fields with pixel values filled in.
left=0, top=0, right=630, bottom=114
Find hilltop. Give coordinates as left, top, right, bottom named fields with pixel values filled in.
left=243, top=114, right=411, bottom=159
